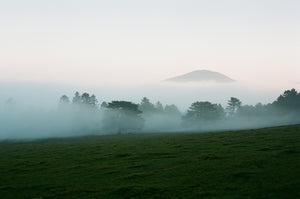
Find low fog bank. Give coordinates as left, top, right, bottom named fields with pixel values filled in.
left=0, top=105, right=102, bottom=139
left=0, top=81, right=290, bottom=111
left=1, top=86, right=300, bottom=140
left=183, top=113, right=300, bottom=133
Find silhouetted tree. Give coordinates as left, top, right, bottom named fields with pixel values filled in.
left=81, top=92, right=90, bottom=104
left=184, top=101, right=224, bottom=122
left=226, top=97, right=242, bottom=117
left=139, top=97, right=155, bottom=113
left=104, top=101, right=144, bottom=134
left=89, top=94, right=98, bottom=108
left=70, top=92, right=99, bottom=109
left=273, top=88, right=300, bottom=111
left=80, top=93, right=98, bottom=108
left=72, top=91, right=81, bottom=105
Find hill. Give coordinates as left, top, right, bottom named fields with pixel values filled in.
left=0, top=125, right=299, bottom=198
left=166, top=70, right=235, bottom=83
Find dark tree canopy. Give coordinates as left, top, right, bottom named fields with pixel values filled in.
left=81, top=93, right=90, bottom=104
left=107, top=101, right=141, bottom=114
left=273, top=88, right=300, bottom=111
left=184, top=101, right=224, bottom=122
left=72, top=91, right=81, bottom=105
left=70, top=92, right=98, bottom=108
left=139, top=97, right=155, bottom=113
left=104, top=101, right=144, bottom=133
left=226, top=97, right=242, bottom=116
left=89, top=95, right=98, bottom=107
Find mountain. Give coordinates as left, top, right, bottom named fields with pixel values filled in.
left=166, top=70, right=235, bottom=83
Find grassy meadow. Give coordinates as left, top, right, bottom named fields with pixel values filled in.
left=0, top=125, right=299, bottom=199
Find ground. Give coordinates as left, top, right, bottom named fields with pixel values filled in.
left=0, top=125, right=299, bottom=198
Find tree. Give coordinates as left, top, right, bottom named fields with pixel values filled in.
left=273, top=88, right=300, bottom=111
left=81, top=93, right=98, bottom=108
left=81, top=92, right=90, bottom=105
left=89, top=94, right=98, bottom=108
left=59, top=95, right=70, bottom=105
left=184, top=101, right=224, bottom=122
left=104, top=101, right=144, bottom=134
left=139, top=97, right=155, bottom=113
left=71, top=92, right=98, bottom=109
left=226, top=97, right=241, bottom=117
left=72, top=91, right=81, bottom=105
left=164, top=104, right=181, bottom=116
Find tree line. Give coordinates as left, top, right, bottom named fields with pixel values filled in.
left=56, top=88, right=300, bottom=133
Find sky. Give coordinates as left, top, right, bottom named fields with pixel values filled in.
left=0, top=0, right=299, bottom=89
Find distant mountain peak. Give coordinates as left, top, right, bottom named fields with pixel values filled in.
left=166, top=70, right=235, bottom=83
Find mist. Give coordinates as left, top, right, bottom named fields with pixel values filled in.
left=0, top=81, right=300, bottom=140
left=1, top=80, right=291, bottom=110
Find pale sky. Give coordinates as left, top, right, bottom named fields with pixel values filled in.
left=0, top=0, right=299, bottom=88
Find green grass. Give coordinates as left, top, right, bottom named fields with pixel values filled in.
left=0, top=125, right=299, bottom=199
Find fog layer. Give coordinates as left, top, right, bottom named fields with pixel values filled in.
left=0, top=84, right=300, bottom=140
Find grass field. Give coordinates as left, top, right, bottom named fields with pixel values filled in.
left=0, top=125, right=299, bottom=199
